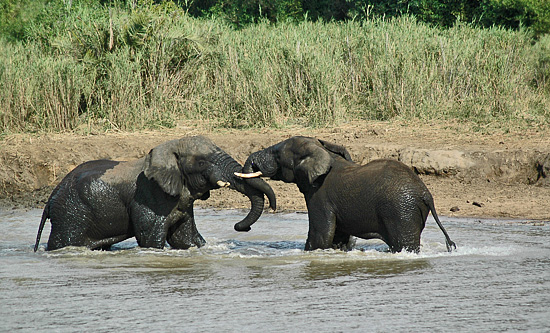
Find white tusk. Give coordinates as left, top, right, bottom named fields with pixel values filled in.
left=234, top=171, right=263, bottom=178
left=216, top=180, right=231, bottom=188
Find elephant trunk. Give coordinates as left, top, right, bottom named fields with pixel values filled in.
left=230, top=149, right=282, bottom=231
left=242, top=158, right=254, bottom=174
left=242, top=148, right=278, bottom=176
left=215, top=152, right=276, bottom=232
left=232, top=183, right=268, bottom=232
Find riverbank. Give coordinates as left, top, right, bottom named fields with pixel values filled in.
left=1, top=120, right=549, bottom=221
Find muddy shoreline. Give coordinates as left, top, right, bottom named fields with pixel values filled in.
left=1, top=121, right=549, bottom=221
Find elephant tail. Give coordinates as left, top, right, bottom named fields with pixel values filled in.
left=425, top=195, right=457, bottom=252
left=34, top=203, right=50, bottom=252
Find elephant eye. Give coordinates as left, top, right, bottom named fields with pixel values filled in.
left=198, top=160, right=206, bottom=168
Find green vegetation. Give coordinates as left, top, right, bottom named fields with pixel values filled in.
left=0, top=0, right=549, bottom=134
left=180, top=0, right=550, bottom=37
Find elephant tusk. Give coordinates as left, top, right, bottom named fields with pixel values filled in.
left=234, top=171, right=263, bottom=178
left=216, top=180, right=231, bottom=188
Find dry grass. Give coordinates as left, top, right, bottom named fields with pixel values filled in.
left=1, top=6, right=549, bottom=135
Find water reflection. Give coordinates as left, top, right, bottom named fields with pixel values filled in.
left=302, top=257, right=431, bottom=280
left=2, top=208, right=550, bottom=332
left=227, top=239, right=304, bottom=251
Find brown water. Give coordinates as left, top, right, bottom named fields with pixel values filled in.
left=1, top=208, right=549, bottom=332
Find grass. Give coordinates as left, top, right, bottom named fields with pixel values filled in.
left=0, top=3, right=549, bottom=134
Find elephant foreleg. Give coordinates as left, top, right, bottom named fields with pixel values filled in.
left=166, top=204, right=206, bottom=249
left=304, top=206, right=337, bottom=251
left=133, top=214, right=172, bottom=248
left=132, top=203, right=183, bottom=249
left=131, top=186, right=196, bottom=249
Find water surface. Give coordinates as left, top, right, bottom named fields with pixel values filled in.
left=1, top=209, right=549, bottom=332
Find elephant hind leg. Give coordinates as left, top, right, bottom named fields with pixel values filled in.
left=88, top=235, right=131, bottom=250
left=47, top=214, right=90, bottom=251
left=385, top=222, right=422, bottom=253
left=47, top=204, right=128, bottom=250
left=377, top=210, right=423, bottom=253
left=388, top=238, right=421, bottom=253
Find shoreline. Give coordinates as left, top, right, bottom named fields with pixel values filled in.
left=1, top=120, right=549, bottom=221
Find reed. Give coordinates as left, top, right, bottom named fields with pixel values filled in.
left=0, top=4, right=549, bottom=134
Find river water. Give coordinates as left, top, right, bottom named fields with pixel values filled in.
left=1, top=208, right=549, bottom=332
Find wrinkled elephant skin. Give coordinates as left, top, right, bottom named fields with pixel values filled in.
left=239, top=136, right=456, bottom=253
left=34, top=136, right=275, bottom=251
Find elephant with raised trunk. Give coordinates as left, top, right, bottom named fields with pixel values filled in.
left=235, top=136, right=455, bottom=253
left=34, top=136, right=275, bottom=251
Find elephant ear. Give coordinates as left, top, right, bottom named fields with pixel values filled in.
left=143, top=140, right=183, bottom=196
left=295, top=142, right=333, bottom=184
left=318, top=139, right=353, bottom=162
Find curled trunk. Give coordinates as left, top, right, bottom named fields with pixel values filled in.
left=232, top=181, right=271, bottom=232
left=216, top=152, right=276, bottom=232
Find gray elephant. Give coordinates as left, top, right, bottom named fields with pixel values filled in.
left=34, top=136, right=275, bottom=251
left=235, top=136, right=455, bottom=253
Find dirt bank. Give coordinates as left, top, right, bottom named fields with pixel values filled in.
left=1, top=120, right=550, bottom=221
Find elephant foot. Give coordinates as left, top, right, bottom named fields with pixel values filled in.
left=332, top=237, right=356, bottom=251
left=167, top=231, right=206, bottom=249
left=332, top=230, right=355, bottom=251
left=194, top=233, right=206, bottom=248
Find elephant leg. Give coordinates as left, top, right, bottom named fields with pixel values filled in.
left=383, top=211, right=423, bottom=253
left=48, top=216, right=128, bottom=251
left=167, top=217, right=205, bottom=249
left=133, top=214, right=171, bottom=249
left=88, top=235, right=133, bottom=250
left=46, top=203, right=92, bottom=250
left=167, top=204, right=206, bottom=249
left=134, top=203, right=196, bottom=249
left=332, top=226, right=355, bottom=251
left=304, top=206, right=337, bottom=251
left=47, top=219, right=88, bottom=251
left=386, top=234, right=421, bottom=253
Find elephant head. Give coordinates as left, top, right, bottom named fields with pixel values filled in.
left=143, top=136, right=276, bottom=231
left=233, top=136, right=351, bottom=231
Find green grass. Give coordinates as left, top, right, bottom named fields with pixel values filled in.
left=1, top=3, right=549, bottom=134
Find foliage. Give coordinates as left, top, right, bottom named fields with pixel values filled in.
left=1, top=0, right=549, bottom=35
left=173, top=0, right=550, bottom=35
left=0, top=1, right=549, bottom=134
left=478, top=0, right=550, bottom=37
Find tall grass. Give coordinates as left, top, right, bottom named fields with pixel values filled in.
left=0, top=4, right=549, bottom=134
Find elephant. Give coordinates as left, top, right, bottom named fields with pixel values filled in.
left=234, top=136, right=456, bottom=253
left=34, top=135, right=275, bottom=251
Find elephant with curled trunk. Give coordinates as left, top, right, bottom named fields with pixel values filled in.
left=235, top=136, right=455, bottom=253
left=34, top=135, right=275, bottom=251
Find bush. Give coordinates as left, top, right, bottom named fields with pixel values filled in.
left=480, top=0, right=550, bottom=37
left=0, top=1, right=549, bottom=133
left=178, top=0, right=550, bottom=35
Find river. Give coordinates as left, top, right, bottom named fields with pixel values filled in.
left=1, top=208, right=549, bottom=332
